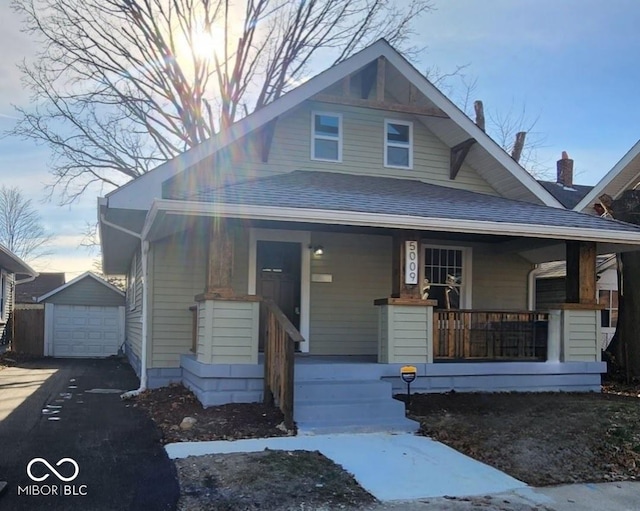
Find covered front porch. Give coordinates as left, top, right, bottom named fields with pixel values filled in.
left=138, top=171, right=640, bottom=429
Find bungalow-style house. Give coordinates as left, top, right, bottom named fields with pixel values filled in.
left=100, top=40, right=640, bottom=432
left=0, top=244, right=38, bottom=349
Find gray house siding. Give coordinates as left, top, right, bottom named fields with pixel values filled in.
left=473, top=252, right=532, bottom=310
left=309, top=232, right=392, bottom=356
left=44, top=277, right=124, bottom=306
left=536, top=278, right=566, bottom=311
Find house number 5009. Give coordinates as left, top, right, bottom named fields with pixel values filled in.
left=405, top=241, right=418, bottom=285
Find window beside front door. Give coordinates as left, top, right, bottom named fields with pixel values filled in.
left=311, top=112, right=342, bottom=162
left=422, top=246, right=468, bottom=309
left=384, top=119, right=413, bottom=169
left=599, top=288, right=618, bottom=328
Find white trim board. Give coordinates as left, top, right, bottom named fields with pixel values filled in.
left=248, top=228, right=311, bottom=353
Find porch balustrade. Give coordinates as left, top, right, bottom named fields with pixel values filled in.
left=433, top=310, right=549, bottom=361
left=261, top=298, right=303, bottom=429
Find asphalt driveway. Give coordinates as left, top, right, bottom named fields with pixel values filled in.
left=0, top=357, right=178, bottom=510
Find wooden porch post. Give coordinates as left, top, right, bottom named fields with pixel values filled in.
left=565, top=241, right=596, bottom=304
left=205, top=218, right=234, bottom=297
left=391, top=230, right=421, bottom=299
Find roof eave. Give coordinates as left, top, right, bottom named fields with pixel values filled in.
left=145, top=198, right=640, bottom=247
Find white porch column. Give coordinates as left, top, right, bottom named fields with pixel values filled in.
left=546, top=309, right=562, bottom=363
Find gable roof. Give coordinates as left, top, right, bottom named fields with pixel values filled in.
left=38, top=271, right=124, bottom=302
left=574, top=140, right=640, bottom=212
left=15, top=272, right=65, bottom=303
left=538, top=180, right=593, bottom=209
left=0, top=244, right=37, bottom=279
left=104, top=39, right=563, bottom=211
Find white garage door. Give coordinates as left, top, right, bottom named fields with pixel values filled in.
left=51, top=305, right=122, bottom=358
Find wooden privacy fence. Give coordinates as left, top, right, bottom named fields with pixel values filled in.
left=12, top=306, right=45, bottom=356
left=261, top=298, right=303, bottom=429
left=433, top=310, right=549, bottom=361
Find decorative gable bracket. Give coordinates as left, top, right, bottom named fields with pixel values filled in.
left=260, top=117, right=279, bottom=163
left=450, top=138, right=476, bottom=180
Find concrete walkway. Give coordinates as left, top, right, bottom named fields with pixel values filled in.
left=166, top=432, right=527, bottom=501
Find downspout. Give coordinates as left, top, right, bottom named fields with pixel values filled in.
left=527, top=264, right=539, bottom=311
left=100, top=213, right=149, bottom=398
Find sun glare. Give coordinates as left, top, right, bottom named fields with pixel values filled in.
left=191, top=27, right=222, bottom=62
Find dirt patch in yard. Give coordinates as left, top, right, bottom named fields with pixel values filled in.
left=406, top=391, right=640, bottom=487
left=175, top=450, right=375, bottom=511
left=133, top=383, right=293, bottom=444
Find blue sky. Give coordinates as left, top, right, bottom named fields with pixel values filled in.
left=0, top=0, right=639, bottom=278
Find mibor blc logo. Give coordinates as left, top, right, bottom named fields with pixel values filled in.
left=18, top=457, right=87, bottom=496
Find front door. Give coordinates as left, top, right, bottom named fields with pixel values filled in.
left=257, top=241, right=301, bottom=351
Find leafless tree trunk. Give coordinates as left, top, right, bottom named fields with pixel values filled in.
left=601, top=190, right=640, bottom=381
left=10, top=0, right=432, bottom=202
left=0, top=186, right=52, bottom=261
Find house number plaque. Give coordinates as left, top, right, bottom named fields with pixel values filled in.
left=405, top=241, right=418, bottom=285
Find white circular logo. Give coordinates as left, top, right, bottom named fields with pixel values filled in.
left=27, top=458, right=80, bottom=482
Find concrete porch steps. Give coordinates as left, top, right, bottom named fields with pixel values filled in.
left=294, top=378, right=419, bottom=434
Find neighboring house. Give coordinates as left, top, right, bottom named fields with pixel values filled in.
left=38, top=272, right=125, bottom=358
left=0, top=244, right=38, bottom=348
left=99, top=40, right=640, bottom=432
left=15, top=272, right=65, bottom=304
left=535, top=144, right=640, bottom=352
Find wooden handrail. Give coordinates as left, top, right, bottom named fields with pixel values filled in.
left=261, top=298, right=302, bottom=430
left=262, top=298, right=304, bottom=343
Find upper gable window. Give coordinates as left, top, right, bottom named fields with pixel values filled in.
left=311, top=112, right=342, bottom=162
left=384, top=119, right=413, bottom=169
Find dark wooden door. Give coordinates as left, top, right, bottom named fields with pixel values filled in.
left=257, top=241, right=301, bottom=351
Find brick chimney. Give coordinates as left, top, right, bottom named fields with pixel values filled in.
left=557, top=151, right=574, bottom=188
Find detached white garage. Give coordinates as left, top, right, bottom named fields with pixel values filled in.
left=39, top=272, right=125, bottom=358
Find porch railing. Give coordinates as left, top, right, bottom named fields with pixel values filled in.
left=261, top=298, right=303, bottom=429
left=433, top=310, right=548, bottom=361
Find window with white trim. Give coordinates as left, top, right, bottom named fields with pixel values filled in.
left=598, top=289, right=618, bottom=328
left=422, top=246, right=467, bottom=309
left=128, top=253, right=138, bottom=312
left=384, top=119, right=413, bottom=168
left=311, top=112, right=342, bottom=162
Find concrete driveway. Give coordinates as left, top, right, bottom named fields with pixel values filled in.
left=0, top=358, right=178, bottom=510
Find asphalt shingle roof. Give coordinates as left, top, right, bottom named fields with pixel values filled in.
left=538, top=180, right=593, bottom=209
left=191, top=171, right=640, bottom=234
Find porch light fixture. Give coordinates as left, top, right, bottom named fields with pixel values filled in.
left=309, top=245, right=324, bottom=256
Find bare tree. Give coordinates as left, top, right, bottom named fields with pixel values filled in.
left=10, top=0, right=432, bottom=203
left=0, top=186, right=52, bottom=261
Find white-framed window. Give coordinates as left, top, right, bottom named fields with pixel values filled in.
left=384, top=119, right=413, bottom=169
left=421, top=245, right=471, bottom=309
left=128, top=253, right=138, bottom=312
left=311, top=112, right=342, bottom=162
left=598, top=288, right=618, bottom=328
left=0, top=271, right=6, bottom=322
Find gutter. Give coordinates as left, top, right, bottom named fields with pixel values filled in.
left=100, top=213, right=149, bottom=398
